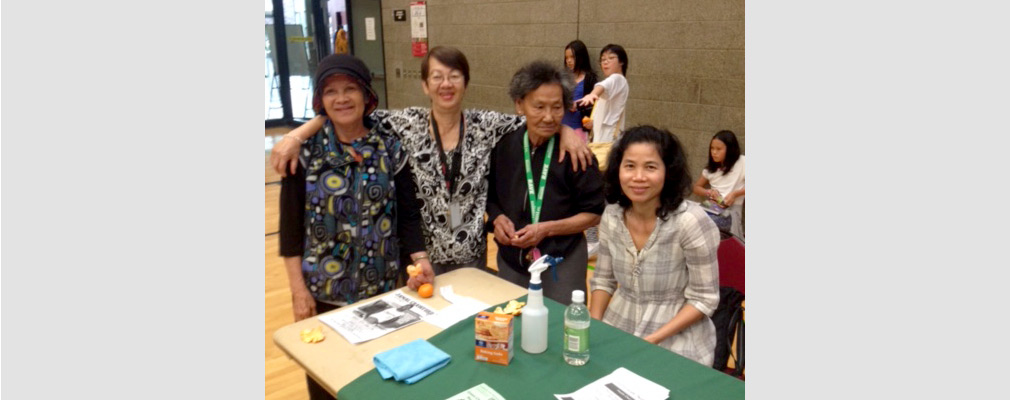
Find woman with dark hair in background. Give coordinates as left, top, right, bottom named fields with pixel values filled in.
left=576, top=44, right=630, bottom=144
left=589, top=125, right=721, bottom=366
left=692, top=130, right=745, bottom=238
left=273, top=47, right=593, bottom=289
left=561, top=40, right=598, bottom=136
left=487, top=60, right=605, bottom=305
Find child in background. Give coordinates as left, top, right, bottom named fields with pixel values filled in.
left=576, top=44, right=629, bottom=144
left=576, top=44, right=630, bottom=255
left=692, top=130, right=745, bottom=238
left=561, top=40, right=598, bottom=142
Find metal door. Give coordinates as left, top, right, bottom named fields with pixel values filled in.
left=348, top=0, right=387, bottom=109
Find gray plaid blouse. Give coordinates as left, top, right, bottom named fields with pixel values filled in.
left=590, top=202, right=721, bottom=366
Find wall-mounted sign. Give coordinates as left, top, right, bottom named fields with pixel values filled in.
left=365, top=17, right=376, bottom=41
left=410, top=1, right=428, bottom=57
left=393, top=9, right=406, bottom=21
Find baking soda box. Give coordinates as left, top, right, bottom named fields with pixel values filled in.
left=474, top=311, right=514, bottom=365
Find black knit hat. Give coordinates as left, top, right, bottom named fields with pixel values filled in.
left=312, top=54, right=378, bottom=117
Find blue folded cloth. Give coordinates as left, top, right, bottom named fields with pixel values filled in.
left=373, top=339, right=451, bottom=384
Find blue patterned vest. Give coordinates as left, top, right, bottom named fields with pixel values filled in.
left=300, top=121, right=405, bottom=305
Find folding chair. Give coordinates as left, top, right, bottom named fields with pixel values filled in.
left=717, top=235, right=744, bottom=379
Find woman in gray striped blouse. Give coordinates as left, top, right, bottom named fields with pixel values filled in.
left=589, top=125, right=722, bottom=366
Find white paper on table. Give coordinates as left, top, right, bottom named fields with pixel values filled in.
left=445, top=382, right=507, bottom=400
left=318, top=289, right=437, bottom=344
left=422, top=285, right=491, bottom=329
left=608, top=367, right=669, bottom=399
left=554, top=367, right=669, bottom=400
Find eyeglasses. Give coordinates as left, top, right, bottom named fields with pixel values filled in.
left=600, top=55, right=619, bottom=64
left=429, top=73, right=464, bottom=85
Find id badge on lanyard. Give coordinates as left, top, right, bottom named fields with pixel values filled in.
left=448, top=201, right=463, bottom=229
left=432, top=114, right=466, bottom=230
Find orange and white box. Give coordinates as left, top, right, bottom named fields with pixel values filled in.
left=474, top=311, right=514, bottom=366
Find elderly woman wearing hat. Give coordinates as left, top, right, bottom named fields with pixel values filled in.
left=279, top=53, right=429, bottom=322
left=278, top=53, right=429, bottom=399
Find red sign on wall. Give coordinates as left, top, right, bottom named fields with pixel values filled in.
left=412, top=40, right=428, bottom=57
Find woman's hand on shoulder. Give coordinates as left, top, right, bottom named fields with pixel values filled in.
left=271, top=136, right=303, bottom=177
left=271, top=115, right=327, bottom=176
left=558, top=125, right=592, bottom=172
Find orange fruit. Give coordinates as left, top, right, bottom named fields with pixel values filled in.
left=582, top=117, right=591, bottom=125
left=418, top=283, right=434, bottom=298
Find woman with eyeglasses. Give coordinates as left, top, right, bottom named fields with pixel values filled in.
left=272, top=47, right=593, bottom=289
left=575, top=44, right=630, bottom=144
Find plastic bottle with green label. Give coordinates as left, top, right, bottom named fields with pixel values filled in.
left=563, top=290, right=590, bottom=366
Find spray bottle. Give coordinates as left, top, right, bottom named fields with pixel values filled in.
left=521, top=254, right=557, bottom=354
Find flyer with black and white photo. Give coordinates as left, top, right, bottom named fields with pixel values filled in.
left=318, top=290, right=437, bottom=344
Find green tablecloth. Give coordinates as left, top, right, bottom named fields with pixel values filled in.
left=337, top=295, right=744, bottom=399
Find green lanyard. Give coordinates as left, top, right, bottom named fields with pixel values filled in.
left=523, top=131, right=555, bottom=224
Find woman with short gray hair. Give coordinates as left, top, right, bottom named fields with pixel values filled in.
left=487, top=60, right=606, bottom=305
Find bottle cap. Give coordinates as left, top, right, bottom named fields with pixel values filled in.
left=571, top=290, right=585, bottom=304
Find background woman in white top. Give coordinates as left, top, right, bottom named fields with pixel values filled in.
left=692, top=130, right=745, bottom=238
left=576, top=44, right=630, bottom=143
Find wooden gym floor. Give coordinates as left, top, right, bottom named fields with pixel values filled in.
left=265, top=127, right=309, bottom=400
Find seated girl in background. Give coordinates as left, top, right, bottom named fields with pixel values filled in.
left=589, top=125, right=721, bottom=366
left=692, top=130, right=745, bottom=238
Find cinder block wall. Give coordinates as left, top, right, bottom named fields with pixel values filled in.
left=379, top=0, right=744, bottom=176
